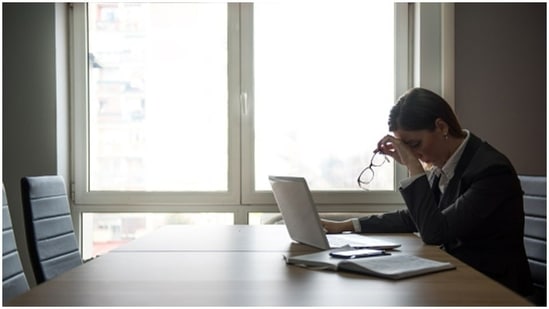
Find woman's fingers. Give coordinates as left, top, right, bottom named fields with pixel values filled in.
left=377, top=134, right=396, bottom=152
left=375, top=134, right=409, bottom=165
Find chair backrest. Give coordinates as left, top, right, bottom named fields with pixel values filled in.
left=3, top=184, right=30, bottom=304
left=21, top=175, right=82, bottom=284
left=519, top=175, right=546, bottom=306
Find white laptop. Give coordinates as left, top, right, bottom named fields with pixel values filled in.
left=269, top=176, right=401, bottom=250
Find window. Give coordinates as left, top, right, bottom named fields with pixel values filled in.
left=251, top=3, right=395, bottom=192
left=71, top=2, right=409, bottom=215
left=87, top=3, right=229, bottom=192
left=82, top=212, right=233, bottom=259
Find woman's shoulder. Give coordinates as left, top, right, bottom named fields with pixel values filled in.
left=463, top=133, right=518, bottom=176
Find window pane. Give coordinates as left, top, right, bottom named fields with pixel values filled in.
left=254, top=2, right=395, bottom=191
left=82, top=212, right=234, bottom=259
left=88, top=3, right=228, bottom=191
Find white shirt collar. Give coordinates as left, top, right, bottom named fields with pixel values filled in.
left=432, top=130, right=470, bottom=189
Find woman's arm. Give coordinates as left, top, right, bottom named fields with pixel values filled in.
left=321, top=219, right=354, bottom=233
left=402, top=163, right=522, bottom=245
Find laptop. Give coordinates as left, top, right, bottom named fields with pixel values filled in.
left=269, top=175, right=401, bottom=250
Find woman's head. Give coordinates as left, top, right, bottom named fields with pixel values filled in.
left=388, top=88, right=466, bottom=167
left=389, top=88, right=463, bottom=136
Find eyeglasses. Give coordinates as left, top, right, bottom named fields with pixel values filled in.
left=357, top=151, right=390, bottom=190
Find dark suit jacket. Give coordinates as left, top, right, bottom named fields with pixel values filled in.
left=359, top=133, right=533, bottom=296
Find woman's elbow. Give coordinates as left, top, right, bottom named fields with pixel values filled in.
left=421, top=236, right=442, bottom=245
left=418, top=229, right=446, bottom=245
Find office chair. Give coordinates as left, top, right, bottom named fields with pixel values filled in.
left=3, top=184, right=30, bottom=304
left=21, top=175, right=82, bottom=284
left=520, top=175, right=547, bottom=306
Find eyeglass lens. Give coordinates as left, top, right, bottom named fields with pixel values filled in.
left=357, top=152, right=388, bottom=188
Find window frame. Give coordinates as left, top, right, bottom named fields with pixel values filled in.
left=71, top=3, right=242, bottom=206
left=70, top=3, right=411, bottom=216
left=240, top=3, right=409, bottom=206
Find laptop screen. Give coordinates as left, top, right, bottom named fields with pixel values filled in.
left=269, top=176, right=331, bottom=249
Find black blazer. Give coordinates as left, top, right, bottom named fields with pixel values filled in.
left=359, top=133, right=532, bottom=296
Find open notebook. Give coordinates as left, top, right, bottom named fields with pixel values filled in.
left=269, top=176, right=400, bottom=250
left=284, top=249, right=455, bottom=280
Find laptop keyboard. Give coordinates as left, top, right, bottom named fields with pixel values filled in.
left=327, top=235, right=353, bottom=247
left=326, top=233, right=400, bottom=249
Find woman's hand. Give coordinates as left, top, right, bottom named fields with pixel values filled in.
left=377, top=135, right=424, bottom=176
left=321, top=219, right=354, bottom=234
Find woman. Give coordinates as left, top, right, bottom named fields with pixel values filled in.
left=323, top=87, right=532, bottom=296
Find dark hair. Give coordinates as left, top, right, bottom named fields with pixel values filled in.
left=388, top=88, right=465, bottom=137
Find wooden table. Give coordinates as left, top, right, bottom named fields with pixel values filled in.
left=8, top=225, right=532, bottom=306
